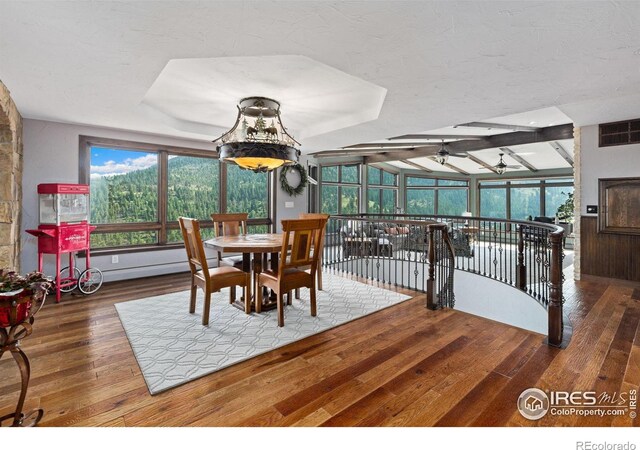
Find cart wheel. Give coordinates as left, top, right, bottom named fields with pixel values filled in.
left=59, top=266, right=81, bottom=292
left=78, top=268, right=103, bottom=295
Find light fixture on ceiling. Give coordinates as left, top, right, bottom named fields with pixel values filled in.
left=435, top=140, right=449, bottom=165
left=495, top=152, right=508, bottom=175
left=214, top=97, right=300, bottom=172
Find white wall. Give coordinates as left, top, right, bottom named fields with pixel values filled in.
left=454, top=270, right=547, bottom=335
left=21, top=119, right=307, bottom=281
left=273, top=155, right=310, bottom=229
left=579, top=124, right=640, bottom=216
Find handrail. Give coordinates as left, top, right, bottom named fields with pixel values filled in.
left=425, top=223, right=455, bottom=310
left=323, top=213, right=565, bottom=347
left=350, top=212, right=566, bottom=234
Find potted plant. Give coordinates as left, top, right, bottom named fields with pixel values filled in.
left=556, top=192, right=574, bottom=224
left=0, top=270, right=53, bottom=327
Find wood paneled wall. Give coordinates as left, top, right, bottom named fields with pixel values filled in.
left=580, top=216, right=640, bottom=281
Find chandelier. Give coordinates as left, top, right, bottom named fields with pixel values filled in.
left=214, top=97, right=300, bottom=172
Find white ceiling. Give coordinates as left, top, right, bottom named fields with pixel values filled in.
left=141, top=55, right=386, bottom=140
left=1, top=1, right=640, bottom=154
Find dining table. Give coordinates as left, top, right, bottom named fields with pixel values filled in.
left=204, top=233, right=284, bottom=313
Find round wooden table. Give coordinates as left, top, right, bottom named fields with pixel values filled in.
left=204, top=234, right=283, bottom=313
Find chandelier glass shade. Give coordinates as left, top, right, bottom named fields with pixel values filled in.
left=214, top=97, right=300, bottom=172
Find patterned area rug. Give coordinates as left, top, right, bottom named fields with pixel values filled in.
left=115, top=273, right=410, bottom=394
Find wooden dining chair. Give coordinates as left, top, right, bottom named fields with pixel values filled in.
left=256, top=218, right=327, bottom=327
left=210, top=213, right=248, bottom=268
left=292, top=213, right=330, bottom=302
left=211, top=213, right=249, bottom=305
left=179, top=217, right=251, bottom=324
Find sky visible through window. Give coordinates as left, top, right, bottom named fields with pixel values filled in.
left=90, top=147, right=159, bottom=178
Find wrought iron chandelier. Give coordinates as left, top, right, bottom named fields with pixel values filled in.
left=214, top=97, right=300, bottom=172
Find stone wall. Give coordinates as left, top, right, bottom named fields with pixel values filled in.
left=0, top=80, right=23, bottom=271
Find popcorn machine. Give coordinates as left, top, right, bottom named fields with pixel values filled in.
left=26, top=183, right=103, bottom=302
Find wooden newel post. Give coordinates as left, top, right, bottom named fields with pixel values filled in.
left=547, top=230, right=564, bottom=347
left=516, top=225, right=526, bottom=291
left=426, top=225, right=436, bottom=310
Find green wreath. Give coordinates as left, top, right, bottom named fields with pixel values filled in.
left=280, top=163, right=308, bottom=197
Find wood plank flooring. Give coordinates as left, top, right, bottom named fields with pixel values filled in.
left=0, top=270, right=638, bottom=426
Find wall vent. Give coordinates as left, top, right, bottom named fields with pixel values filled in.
left=599, top=119, right=640, bottom=147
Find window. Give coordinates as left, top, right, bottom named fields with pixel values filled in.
left=406, top=177, right=436, bottom=187
left=406, top=189, right=435, bottom=215
left=81, top=136, right=271, bottom=250
left=321, top=185, right=339, bottom=214
left=479, top=187, right=507, bottom=219
left=166, top=155, right=220, bottom=244
left=167, top=155, right=219, bottom=222
left=479, top=178, right=573, bottom=220
left=510, top=186, right=540, bottom=220
left=545, top=186, right=574, bottom=217
left=405, top=176, right=469, bottom=216
left=437, top=188, right=469, bottom=216
left=226, top=164, right=268, bottom=218
left=367, top=167, right=398, bottom=214
left=321, top=165, right=339, bottom=183
left=341, top=186, right=359, bottom=214
left=320, top=164, right=360, bottom=214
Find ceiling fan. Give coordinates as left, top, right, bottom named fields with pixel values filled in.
left=480, top=152, right=521, bottom=174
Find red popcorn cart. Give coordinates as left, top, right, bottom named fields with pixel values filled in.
left=26, top=183, right=103, bottom=302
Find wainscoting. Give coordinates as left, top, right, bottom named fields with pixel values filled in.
left=580, top=216, right=640, bottom=281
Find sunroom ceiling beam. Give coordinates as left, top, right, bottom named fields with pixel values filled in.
left=465, top=153, right=499, bottom=174
left=549, top=141, right=574, bottom=167
left=499, top=146, right=538, bottom=172
left=342, top=142, right=429, bottom=149
left=388, top=134, right=486, bottom=141
left=309, top=148, right=405, bottom=157
left=455, top=121, right=540, bottom=132
left=363, top=123, right=573, bottom=164
left=400, top=159, right=433, bottom=173
left=428, top=157, right=470, bottom=176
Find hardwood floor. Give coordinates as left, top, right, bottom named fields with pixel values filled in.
left=0, top=269, right=638, bottom=426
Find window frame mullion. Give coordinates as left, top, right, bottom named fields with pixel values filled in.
left=158, top=150, right=168, bottom=245
left=220, top=161, right=228, bottom=214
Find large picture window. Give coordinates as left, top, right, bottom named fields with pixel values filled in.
left=478, top=178, right=573, bottom=220
left=80, top=136, right=271, bottom=250
left=367, top=167, right=398, bottom=214
left=319, top=164, right=360, bottom=214
left=405, top=176, right=469, bottom=216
